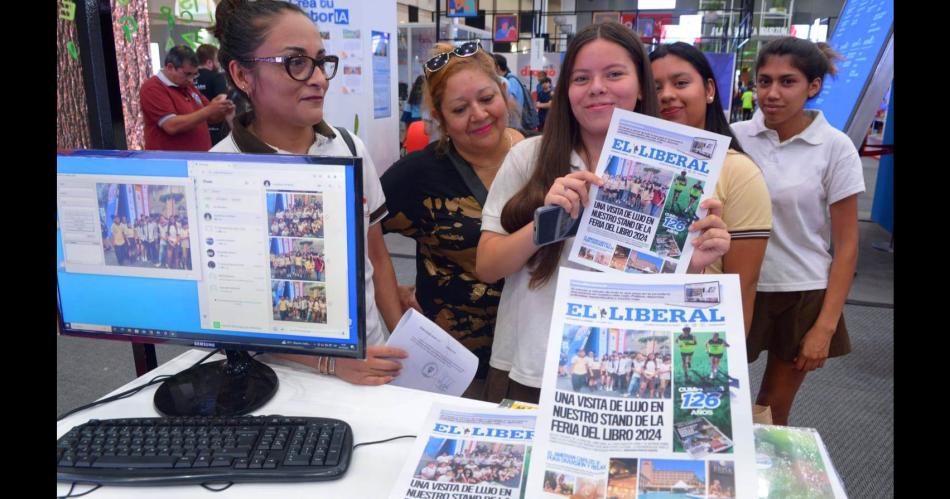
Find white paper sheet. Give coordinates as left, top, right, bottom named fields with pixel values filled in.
left=386, top=308, right=479, bottom=397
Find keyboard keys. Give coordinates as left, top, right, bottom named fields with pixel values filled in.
left=325, top=449, right=340, bottom=467
left=213, top=448, right=251, bottom=459
left=58, top=416, right=352, bottom=483
left=92, top=456, right=178, bottom=468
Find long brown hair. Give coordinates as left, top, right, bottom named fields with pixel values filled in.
left=499, top=22, right=660, bottom=288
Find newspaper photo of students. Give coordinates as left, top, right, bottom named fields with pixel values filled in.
left=266, top=191, right=325, bottom=239
left=557, top=326, right=672, bottom=399
left=673, top=328, right=733, bottom=455
left=271, top=280, right=327, bottom=324
left=412, top=438, right=526, bottom=489
left=96, top=183, right=193, bottom=270
left=607, top=458, right=639, bottom=499
left=269, top=238, right=326, bottom=282
left=598, top=156, right=674, bottom=218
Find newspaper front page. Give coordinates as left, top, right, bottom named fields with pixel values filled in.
left=389, top=405, right=537, bottom=499
left=524, top=268, right=757, bottom=498
left=569, top=109, right=730, bottom=274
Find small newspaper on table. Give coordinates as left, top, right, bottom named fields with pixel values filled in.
left=388, top=404, right=537, bottom=499
left=523, top=268, right=757, bottom=498
left=569, top=108, right=730, bottom=274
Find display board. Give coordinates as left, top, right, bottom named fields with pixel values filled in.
left=294, top=0, right=400, bottom=173
left=703, top=52, right=736, bottom=118
left=807, top=0, right=893, bottom=146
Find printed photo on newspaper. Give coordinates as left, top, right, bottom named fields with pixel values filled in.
left=389, top=404, right=537, bottom=499
left=523, top=268, right=757, bottom=498
left=569, top=108, right=731, bottom=275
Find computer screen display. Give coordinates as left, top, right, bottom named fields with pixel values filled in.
left=57, top=150, right=366, bottom=359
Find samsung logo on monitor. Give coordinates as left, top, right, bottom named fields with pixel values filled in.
left=193, top=340, right=216, bottom=348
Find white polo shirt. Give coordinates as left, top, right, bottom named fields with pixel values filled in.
left=481, top=136, right=591, bottom=388
left=732, top=110, right=865, bottom=292
left=212, top=122, right=388, bottom=345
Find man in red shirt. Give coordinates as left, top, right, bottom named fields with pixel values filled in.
left=140, top=45, right=233, bottom=151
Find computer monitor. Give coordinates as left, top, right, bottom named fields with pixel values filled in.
left=57, top=150, right=366, bottom=417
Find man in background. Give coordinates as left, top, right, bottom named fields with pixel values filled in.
left=194, top=44, right=232, bottom=146
left=493, top=53, right=523, bottom=129
left=535, top=77, right=552, bottom=131
left=741, top=86, right=755, bottom=121
left=140, top=45, right=233, bottom=151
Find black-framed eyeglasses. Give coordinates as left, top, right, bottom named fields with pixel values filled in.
left=242, top=54, right=339, bottom=81
left=423, top=41, right=481, bottom=76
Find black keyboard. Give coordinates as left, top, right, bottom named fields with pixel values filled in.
left=57, top=415, right=353, bottom=485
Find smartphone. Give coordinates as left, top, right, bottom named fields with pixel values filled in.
left=533, top=205, right=583, bottom=246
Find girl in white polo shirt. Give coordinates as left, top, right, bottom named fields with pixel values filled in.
left=732, top=37, right=865, bottom=425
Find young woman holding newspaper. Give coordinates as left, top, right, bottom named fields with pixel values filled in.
left=475, top=22, right=731, bottom=404
left=649, top=42, right=773, bottom=335
left=731, top=38, right=864, bottom=425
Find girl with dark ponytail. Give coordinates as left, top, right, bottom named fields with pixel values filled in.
left=733, top=37, right=863, bottom=425
left=211, top=0, right=410, bottom=386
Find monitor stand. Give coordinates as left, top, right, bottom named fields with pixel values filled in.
left=154, top=350, right=279, bottom=417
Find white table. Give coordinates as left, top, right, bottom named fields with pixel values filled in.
left=57, top=349, right=496, bottom=498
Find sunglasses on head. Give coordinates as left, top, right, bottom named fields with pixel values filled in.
left=423, top=41, right=481, bottom=76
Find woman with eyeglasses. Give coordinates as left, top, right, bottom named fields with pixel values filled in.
left=379, top=42, right=525, bottom=400
left=211, top=0, right=408, bottom=385
left=475, top=22, right=731, bottom=403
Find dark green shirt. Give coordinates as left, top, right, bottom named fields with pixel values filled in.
left=381, top=142, right=503, bottom=378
